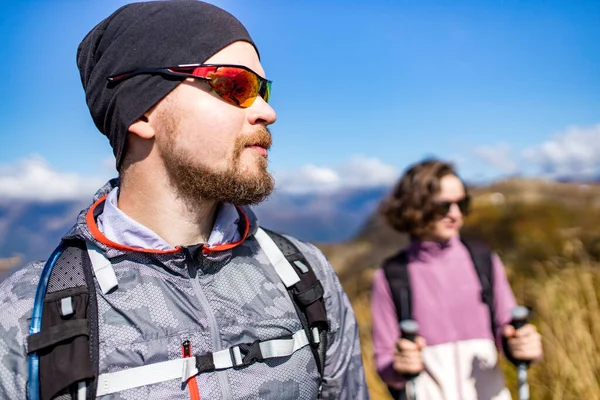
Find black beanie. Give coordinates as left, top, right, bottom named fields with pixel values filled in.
left=76, top=0, right=258, bottom=170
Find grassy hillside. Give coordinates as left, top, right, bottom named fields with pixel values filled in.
left=319, top=178, right=600, bottom=399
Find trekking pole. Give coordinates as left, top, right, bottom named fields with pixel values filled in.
left=399, top=319, right=420, bottom=400
left=510, top=306, right=530, bottom=400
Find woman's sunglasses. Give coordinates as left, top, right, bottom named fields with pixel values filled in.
left=433, top=195, right=470, bottom=216
left=107, top=64, right=271, bottom=108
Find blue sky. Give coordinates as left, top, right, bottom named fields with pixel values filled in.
left=1, top=0, right=599, bottom=201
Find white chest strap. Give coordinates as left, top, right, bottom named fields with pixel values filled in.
left=86, top=242, right=118, bottom=294
left=96, top=329, right=309, bottom=397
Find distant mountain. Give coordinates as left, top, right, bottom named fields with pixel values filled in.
left=0, top=199, right=87, bottom=262
left=0, top=198, right=87, bottom=281
left=254, top=186, right=390, bottom=243
left=555, top=176, right=600, bottom=184
left=0, top=185, right=392, bottom=279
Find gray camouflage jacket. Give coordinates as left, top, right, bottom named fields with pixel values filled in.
left=0, top=181, right=368, bottom=399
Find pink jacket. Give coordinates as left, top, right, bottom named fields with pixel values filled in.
left=371, top=235, right=517, bottom=399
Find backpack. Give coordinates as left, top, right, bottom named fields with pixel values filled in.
left=381, top=238, right=497, bottom=339
left=25, top=228, right=329, bottom=400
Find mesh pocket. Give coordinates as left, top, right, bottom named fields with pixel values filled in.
left=47, top=246, right=86, bottom=293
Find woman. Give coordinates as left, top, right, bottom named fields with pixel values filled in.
left=370, top=159, right=542, bottom=399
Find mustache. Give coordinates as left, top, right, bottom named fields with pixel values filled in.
left=238, top=127, right=272, bottom=150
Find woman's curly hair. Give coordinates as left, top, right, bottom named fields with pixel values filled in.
left=379, top=158, right=466, bottom=238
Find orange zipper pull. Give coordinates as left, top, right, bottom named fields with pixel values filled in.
left=182, top=340, right=200, bottom=400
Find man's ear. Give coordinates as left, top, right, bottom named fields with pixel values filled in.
left=128, top=115, right=155, bottom=140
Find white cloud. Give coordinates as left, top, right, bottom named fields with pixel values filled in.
left=0, top=156, right=111, bottom=201
left=275, top=164, right=340, bottom=193
left=523, top=124, right=600, bottom=179
left=473, top=142, right=519, bottom=174
left=274, top=155, right=398, bottom=194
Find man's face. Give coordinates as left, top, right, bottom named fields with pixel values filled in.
left=151, top=41, right=277, bottom=205
left=429, top=174, right=467, bottom=241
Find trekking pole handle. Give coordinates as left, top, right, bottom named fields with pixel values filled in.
left=509, top=306, right=531, bottom=363
left=399, top=319, right=419, bottom=342
left=399, top=319, right=420, bottom=379
left=510, top=306, right=530, bottom=400
left=399, top=319, right=420, bottom=400
left=510, top=306, right=529, bottom=331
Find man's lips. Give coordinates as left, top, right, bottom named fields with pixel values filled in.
left=245, top=144, right=268, bottom=157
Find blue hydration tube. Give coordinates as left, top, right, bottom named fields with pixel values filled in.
left=27, top=242, right=66, bottom=400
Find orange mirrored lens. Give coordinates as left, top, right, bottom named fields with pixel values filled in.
left=208, top=67, right=259, bottom=107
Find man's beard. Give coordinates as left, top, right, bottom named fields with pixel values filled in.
left=160, top=120, right=275, bottom=206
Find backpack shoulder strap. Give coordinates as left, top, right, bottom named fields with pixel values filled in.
left=381, top=249, right=411, bottom=322
left=27, top=239, right=100, bottom=400
left=255, top=227, right=329, bottom=388
left=460, top=238, right=496, bottom=337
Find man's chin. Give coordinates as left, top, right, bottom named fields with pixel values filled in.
left=240, top=168, right=266, bottom=177
left=227, top=171, right=275, bottom=205
left=240, top=158, right=268, bottom=175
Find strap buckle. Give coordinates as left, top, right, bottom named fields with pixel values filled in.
left=233, top=340, right=264, bottom=367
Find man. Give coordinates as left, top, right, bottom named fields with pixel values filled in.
left=0, top=1, right=368, bottom=399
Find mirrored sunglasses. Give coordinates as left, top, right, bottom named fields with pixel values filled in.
left=107, top=64, right=271, bottom=108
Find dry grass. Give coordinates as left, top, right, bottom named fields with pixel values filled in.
left=508, top=253, right=600, bottom=399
